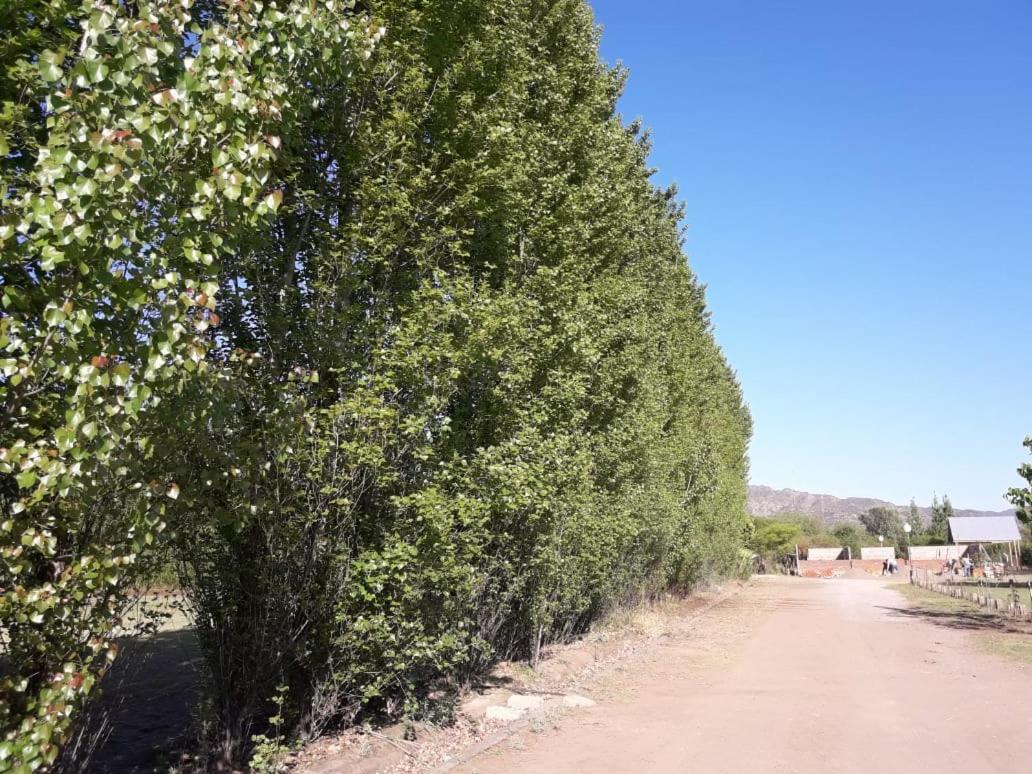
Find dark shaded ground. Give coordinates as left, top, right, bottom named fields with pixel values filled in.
left=86, top=630, right=202, bottom=773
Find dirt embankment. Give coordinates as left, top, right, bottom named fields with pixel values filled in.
left=293, top=586, right=739, bottom=773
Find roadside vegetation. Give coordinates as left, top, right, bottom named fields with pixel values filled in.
left=1, top=0, right=752, bottom=769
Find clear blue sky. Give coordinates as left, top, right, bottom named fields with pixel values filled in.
left=590, top=0, right=1032, bottom=511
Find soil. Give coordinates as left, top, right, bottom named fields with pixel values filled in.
left=294, top=590, right=731, bottom=773
left=453, top=576, right=1032, bottom=773
left=91, top=576, right=1032, bottom=773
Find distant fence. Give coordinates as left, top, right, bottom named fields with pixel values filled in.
left=910, top=568, right=1032, bottom=622
left=860, top=546, right=896, bottom=560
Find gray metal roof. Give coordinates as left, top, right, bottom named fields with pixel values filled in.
left=948, top=516, right=1021, bottom=543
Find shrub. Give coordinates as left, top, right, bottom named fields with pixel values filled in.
left=0, top=0, right=375, bottom=767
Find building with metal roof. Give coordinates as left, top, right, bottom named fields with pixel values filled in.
left=947, top=515, right=1023, bottom=569
left=947, top=516, right=1021, bottom=544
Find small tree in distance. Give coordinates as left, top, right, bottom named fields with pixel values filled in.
left=909, top=498, right=922, bottom=530
left=1006, top=437, right=1032, bottom=525
left=832, top=522, right=866, bottom=558
left=858, top=506, right=905, bottom=552
left=929, top=494, right=954, bottom=543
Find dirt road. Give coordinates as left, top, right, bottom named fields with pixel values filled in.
left=457, top=576, right=1032, bottom=773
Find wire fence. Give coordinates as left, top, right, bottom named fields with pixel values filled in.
left=910, top=567, right=1032, bottom=622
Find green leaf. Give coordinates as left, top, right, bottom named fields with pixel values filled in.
left=85, top=59, right=109, bottom=83
left=112, top=362, right=131, bottom=386
left=39, top=51, right=64, bottom=82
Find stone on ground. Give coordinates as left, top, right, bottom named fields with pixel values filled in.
left=485, top=705, right=526, bottom=721
left=506, top=694, right=545, bottom=710
left=562, top=694, right=596, bottom=708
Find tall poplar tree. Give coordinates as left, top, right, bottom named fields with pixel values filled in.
left=930, top=495, right=954, bottom=542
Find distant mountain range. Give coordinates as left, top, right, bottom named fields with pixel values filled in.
left=747, top=485, right=1016, bottom=525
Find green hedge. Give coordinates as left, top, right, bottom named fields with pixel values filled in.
left=2, top=0, right=751, bottom=767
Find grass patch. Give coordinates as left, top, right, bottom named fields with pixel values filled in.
left=902, top=580, right=1032, bottom=608
left=895, top=584, right=1032, bottom=665
left=976, top=633, right=1032, bottom=664
left=895, top=583, right=983, bottom=613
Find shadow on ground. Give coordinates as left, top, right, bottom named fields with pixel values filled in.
left=468, top=674, right=514, bottom=693
left=84, top=629, right=202, bottom=773
left=878, top=604, right=1031, bottom=636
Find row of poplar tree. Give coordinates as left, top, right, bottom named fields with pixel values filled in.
left=0, top=0, right=751, bottom=768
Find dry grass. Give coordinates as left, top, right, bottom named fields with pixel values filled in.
left=588, top=587, right=729, bottom=642
left=589, top=602, right=674, bottom=641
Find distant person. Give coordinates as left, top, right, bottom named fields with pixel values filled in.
left=882, top=558, right=888, bottom=576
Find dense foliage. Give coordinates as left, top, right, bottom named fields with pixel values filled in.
left=1, top=0, right=375, bottom=768
left=858, top=506, right=907, bottom=548
left=2, top=0, right=752, bottom=767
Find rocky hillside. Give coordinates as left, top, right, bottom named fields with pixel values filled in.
left=748, top=485, right=1016, bottom=525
